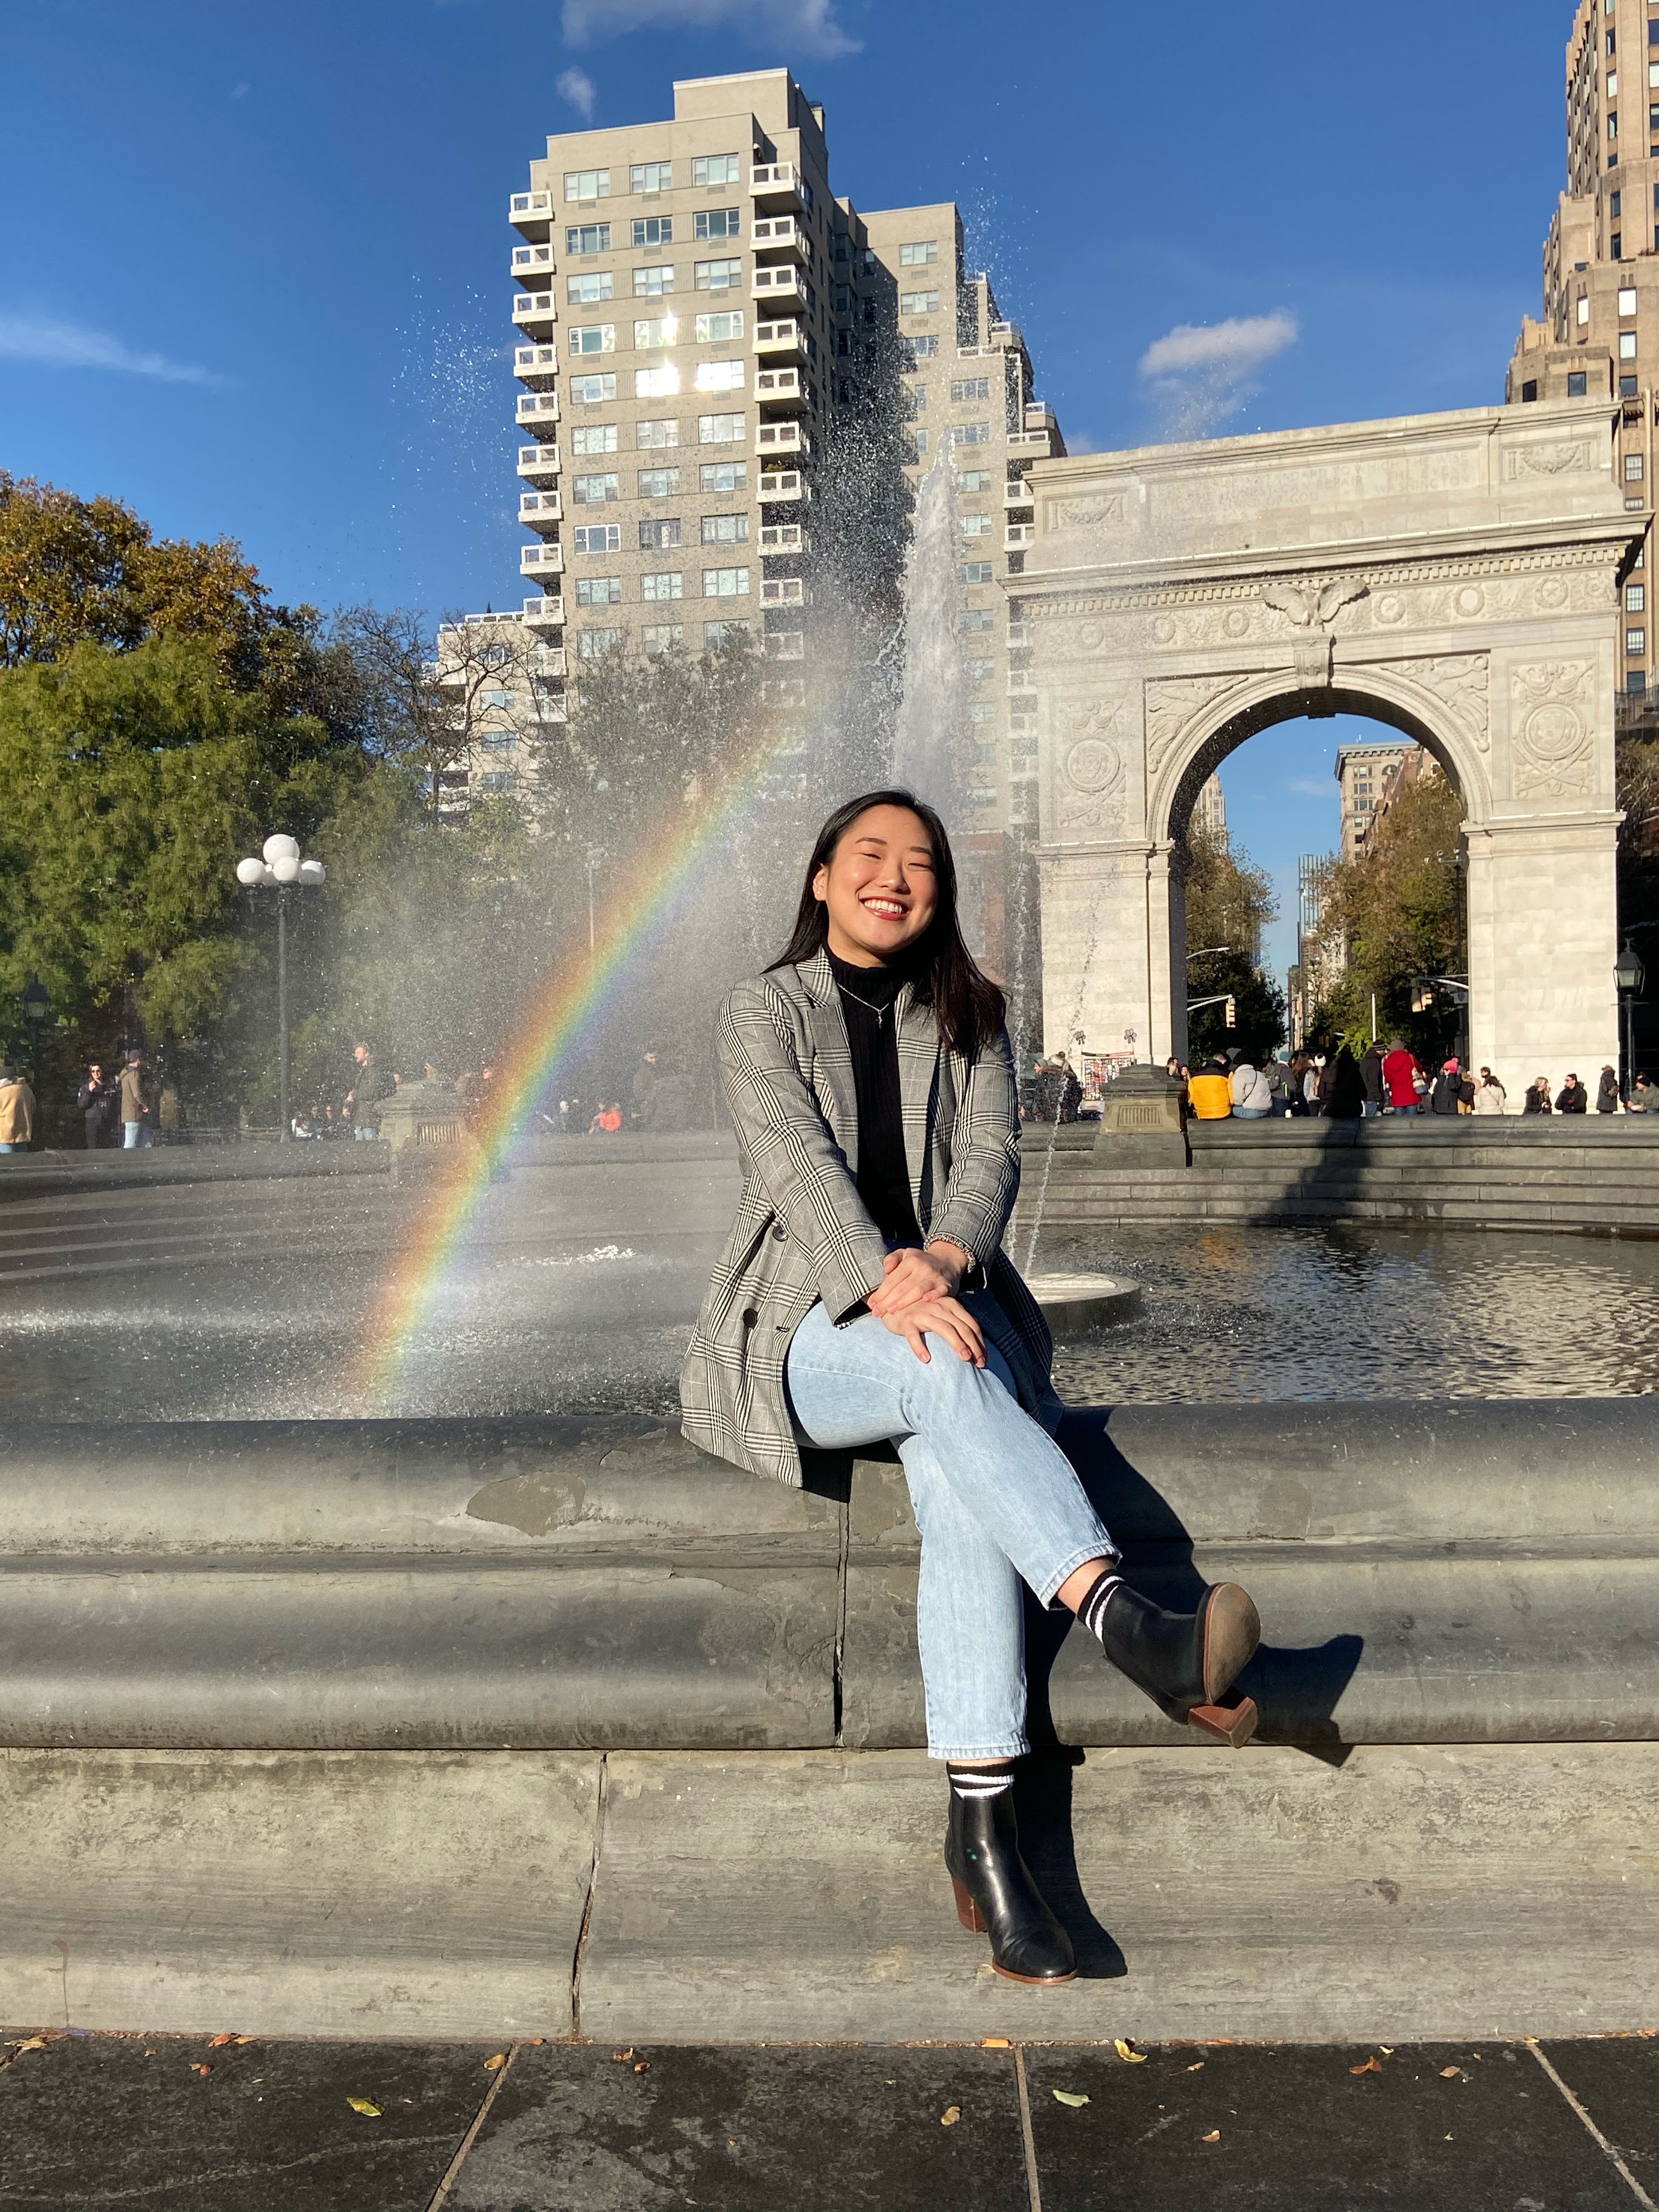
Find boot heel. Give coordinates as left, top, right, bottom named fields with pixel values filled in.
left=1187, top=1697, right=1258, bottom=1748
left=951, top=1876, right=988, bottom=1933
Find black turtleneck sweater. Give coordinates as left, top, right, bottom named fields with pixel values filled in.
left=826, top=948, right=923, bottom=1246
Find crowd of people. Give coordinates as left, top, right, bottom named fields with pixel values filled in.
left=1166, top=1040, right=1650, bottom=1119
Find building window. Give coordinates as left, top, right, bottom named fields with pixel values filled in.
left=572, top=523, right=622, bottom=554
left=696, top=207, right=743, bottom=240
left=571, top=324, right=617, bottom=354
left=569, top=373, right=617, bottom=404
left=565, top=169, right=611, bottom=201
left=575, top=577, right=623, bottom=606
left=899, top=240, right=939, bottom=265
left=910, top=385, right=928, bottom=411
left=703, top=619, right=748, bottom=647
left=570, top=424, right=618, bottom=455
left=1611, top=110, right=1619, bottom=137
left=635, top=364, right=681, bottom=397
left=578, top=628, right=624, bottom=660
left=969, top=703, right=996, bottom=725
left=572, top=471, right=619, bottom=503
left=958, top=609, right=995, bottom=633
left=957, top=469, right=992, bottom=492
left=1629, top=453, right=1647, bottom=481
left=633, top=216, right=672, bottom=249
left=703, top=566, right=750, bottom=596
left=1622, top=331, right=1640, bottom=358
left=699, top=411, right=745, bottom=442
left=695, top=309, right=744, bottom=342
left=1632, top=669, right=1649, bottom=695
left=951, top=422, right=991, bottom=446
left=639, top=518, right=682, bottom=550
left=1624, top=374, right=1641, bottom=395
left=1621, top=285, right=1640, bottom=314
left=961, top=513, right=992, bottom=536
left=636, top=419, right=680, bottom=448
left=702, top=512, right=749, bottom=543
left=912, top=429, right=929, bottom=455
left=950, top=377, right=992, bottom=402
left=638, top=466, right=681, bottom=498
left=1630, top=583, right=1647, bottom=612
left=900, top=290, right=940, bottom=315
left=634, top=265, right=675, bottom=297
left=1568, top=370, right=1589, bottom=395
left=959, top=561, right=994, bottom=584
left=1615, top=233, right=1625, bottom=256
left=566, top=223, right=611, bottom=254
left=696, top=359, right=744, bottom=392
left=902, top=335, right=940, bottom=362
left=642, top=573, right=684, bottom=600
left=1521, top=379, right=1539, bottom=402
left=642, top=624, right=685, bottom=654
left=1578, top=295, right=1592, bottom=325
left=699, top=460, right=748, bottom=493
left=696, top=257, right=743, bottom=292
left=478, top=770, right=517, bottom=791
left=568, top=272, right=613, bottom=304
left=635, top=317, right=678, bottom=350
left=693, top=153, right=742, bottom=187
left=630, top=162, right=673, bottom=194
left=1633, top=628, right=1651, bottom=656
left=1613, top=190, right=1624, bottom=216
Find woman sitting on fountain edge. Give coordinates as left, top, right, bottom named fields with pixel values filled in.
left=680, top=789, right=1261, bottom=1985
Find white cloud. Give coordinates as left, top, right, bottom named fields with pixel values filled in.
left=1284, top=777, right=1330, bottom=798
left=557, top=65, right=596, bottom=119
left=562, top=0, right=859, bottom=59
left=1137, top=311, right=1299, bottom=442
left=230, top=80, right=251, bottom=99
left=0, top=313, right=219, bottom=386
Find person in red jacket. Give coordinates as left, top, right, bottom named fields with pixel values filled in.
left=1381, top=1037, right=1422, bottom=1115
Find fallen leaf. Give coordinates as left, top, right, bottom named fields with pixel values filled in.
left=483, top=2053, right=509, bottom=2072
left=190, top=2064, right=213, bottom=2079
left=634, top=2061, right=651, bottom=2075
left=207, top=2034, right=238, bottom=2050
left=1350, top=2056, right=1383, bottom=2076
left=234, top=2036, right=255, bottom=2047
left=1202, top=2129, right=1221, bottom=2143
left=1187, top=2062, right=1206, bottom=2072
left=981, top=2037, right=1011, bottom=2050
left=612, top=2049, right=634, bottom=2063
left=1114, top=2039, right=1147, bottom=2064
left=1052, top=2090, right=1091, bottom=2109
left=940, top=2105, right=961, bottom=2126
left=346, top=2097, right=382, bottom=2117
left=11, top=2038, right=49, bottom=2056
left=1439, top=2065, right=1462, bottom=2079
left=527, top=2039, right=545, bottom=2047
left=1444, top=2133, right=1454, bottom=2141
left=1380, top=2047, right=1394, bottom=2057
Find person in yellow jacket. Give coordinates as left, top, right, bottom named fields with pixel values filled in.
left=0, top=1063, right=37, bottom=1153
left=1186, top=1054, right=1234, bottom=1120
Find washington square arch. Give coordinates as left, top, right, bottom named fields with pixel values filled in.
left=1022, top=397, right=1641, bottom=1099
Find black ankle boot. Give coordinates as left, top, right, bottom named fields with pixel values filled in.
left=1087, top=1578, right=1262, bottom=1746
left=944, top=1786, right=1076, bottom=1984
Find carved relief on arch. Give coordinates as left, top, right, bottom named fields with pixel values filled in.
left=1054, top=693, right=1132, bottom=833
left=1144, top=672, right=1257, bottom=782
left=1510, top=661, right=1596, bottom=798
left=1372, top=652, right=1491, bottom=754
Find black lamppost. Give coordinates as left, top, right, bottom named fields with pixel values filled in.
left=19, top=974, right=49, bottom=1085
left=236, top=836, right=326, bottom=1142
left=1617, top=940, right=1646, bottom=1097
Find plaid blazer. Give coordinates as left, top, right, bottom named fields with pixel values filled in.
left=680, top=949, right=1061, bottom=1486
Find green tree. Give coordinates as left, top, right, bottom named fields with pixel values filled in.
left=1183, top=827, right=1286, bottom=1060
left=1313, top=768, right=1464, bottom=1055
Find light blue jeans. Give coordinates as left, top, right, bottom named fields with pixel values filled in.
left=786, top=1295, right=1118, bottom=1760
left=123, top=1121, right=153, bottom=1149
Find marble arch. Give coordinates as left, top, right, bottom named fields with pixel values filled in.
left=1021, top=400, right=1641, bottom=1093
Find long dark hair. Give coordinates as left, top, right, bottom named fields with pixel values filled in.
left=767, top=788, right=1007, bottom=1059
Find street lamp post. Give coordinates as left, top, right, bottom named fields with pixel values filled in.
left=1617, top=940, right=1647, bottom=1098
left=236, top=835, right=326, bottom=1142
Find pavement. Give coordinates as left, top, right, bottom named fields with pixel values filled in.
left=4, top=2026, right=1658, bottom=2209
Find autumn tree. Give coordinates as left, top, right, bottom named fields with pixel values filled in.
left=1313, top=766, right=1465, bottom=1054
left=1182, top=826, right=1286, bottom=1059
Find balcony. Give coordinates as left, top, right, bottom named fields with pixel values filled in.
left=532, top=647, right=568, bottom=680
left=756, top=420, right=807, bottom=456
left=519, top=489, right=562, bottom=532
left=512, top=291, right=558, bottom=338
left=751, top=214, right=809, bottom=261
left=514, top=343, right=560, bottom=387
left=988, top=320, right=1023, bottom=350
left=752, top=265, right=804, bottom=308
left=1003, top=478, right=1034, bottom=509
left=1006, top=430, right=1053, bottom=453
left=522, top=596, right=565, bottom=628
left=517, top=442, right=561, bottom=481
left=749, top=162, right=805, bottom=209
left=757, top=470, right=805, bottom=503
left=516, top=393, right=562, bottom=433
left=1005, top=523, right=1034, bottom=550
left=753, top=319, right=808, bottom=359
left=755, top=364, right=806, bottom=409
left=509, top=190, right=555, bottom=241
left=520, top=542, right=565, bottom=577
left=759, top=522, right=804, bottom=552
left=764, top=630, right=805, bottom=659
left=511, top=242, right=556, bottom=286
left=761, top=577, right=806, bottom=607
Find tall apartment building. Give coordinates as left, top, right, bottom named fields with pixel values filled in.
left=503, top=68, right=1070, bottom=989
left=1508, top=0, right=1653, bottom=705
left=1335, top=740, right=1413, bottom=861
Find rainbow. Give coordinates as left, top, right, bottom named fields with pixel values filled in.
left=356, top=741, right=783, bottom=1400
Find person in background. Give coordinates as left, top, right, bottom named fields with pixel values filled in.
left=1429, top=1058, right=1471, bottom=1116
left=1596, top=1064, right=1622, bottom=1114
left=0, top=1062, right=36, bottom=1153
left=1523, top=1076, right=1554, bottom=1115
left=1629, top=1072, right=1656, bottom=1112
left=1381, top=1037, right=1421, bottom=1115
left=345, top=1041, right=386, bottom=1139
left=589, top=1101, right=623, bottom=1134
left=119, top=1050, right=153, bottom=1148
left=76, top=1063, right=117, bottom=1149
left=1056, top=1054, right=1084, bottom=1125
left=1304, top=1053, right=1328, bottom=1118
left=1186, top=1054, right=1233, bottom=1120
left=1556, top=1073, right=1589, bottom=1114
left=1473, top=1067, right=1507, bottom=1115
left=1359, top=1041, right=1386, bottom=1118
left=1229, top=1053, right=1272, bottom=1119
left=1325, top=1046, right=1366, bottom=1120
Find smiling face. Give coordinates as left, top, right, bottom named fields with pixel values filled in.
left=812, top=803, right=939, bottom=968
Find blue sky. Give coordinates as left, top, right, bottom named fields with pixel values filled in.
left=1, top=0, right=1577, bottom=975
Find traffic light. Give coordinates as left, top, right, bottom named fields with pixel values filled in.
left=1224, top=995, right=1237, bottom=1029
left=1410, top=978, right=1435, bottom=1013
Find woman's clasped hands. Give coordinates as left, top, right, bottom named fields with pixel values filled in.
left=865, top=1241, right=985, bottom=1367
